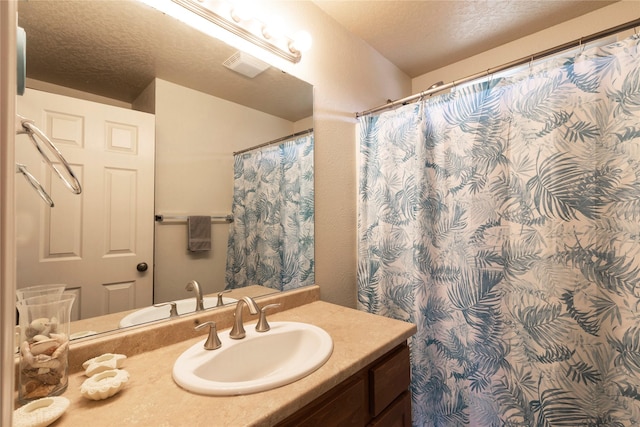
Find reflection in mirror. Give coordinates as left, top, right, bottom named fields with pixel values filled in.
left=15, top=0, right=313, bottom=338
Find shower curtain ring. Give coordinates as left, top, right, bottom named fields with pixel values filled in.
left=486, top=69, right=494, bottom=84
left=574, top=37, right=587, bottom=62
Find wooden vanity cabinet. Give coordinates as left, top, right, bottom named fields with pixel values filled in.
left=276, top=342, right=411, bottom=427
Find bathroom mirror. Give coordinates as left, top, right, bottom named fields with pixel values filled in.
left=15, top=0, right=313, bottom=337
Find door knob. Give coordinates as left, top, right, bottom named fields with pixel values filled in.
left=136, top=262, right=148, bottom=272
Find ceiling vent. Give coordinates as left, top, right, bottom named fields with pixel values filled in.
left=223, top=51, right=270, bottom=78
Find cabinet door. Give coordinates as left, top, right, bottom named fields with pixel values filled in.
left=276, top=376, right=366, bottom=426
left=369, top=344, right=411, bottom=417
left=368, top=391, right=412, bottom=427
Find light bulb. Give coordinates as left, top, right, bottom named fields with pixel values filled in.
left=290, top=30, right=312, bottom=53
left=229, top=2, right=252, bottom=22
left=262, top=15, right=285, bottom=39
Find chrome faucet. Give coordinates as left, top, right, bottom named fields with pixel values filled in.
left=153, top=301, right=179, bottom=318
left=229, top=296, right=260, bottom=339
left=185, top=280, right=204, bottom=312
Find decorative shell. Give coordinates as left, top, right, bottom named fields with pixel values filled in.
left=80, top=369, right=130, bottom=401
left=13, top=396, right=70, bottom=427
left=82, top=353, right=127, bottom=377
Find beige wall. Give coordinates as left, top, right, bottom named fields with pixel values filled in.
left=262, top=1, right=412, bottom=308
left=26, top=78, right=132, bottom=109
left=153, top=78, right=299, bottom=303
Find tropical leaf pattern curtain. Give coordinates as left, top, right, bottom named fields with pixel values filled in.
left=225, top=134, right=314, bottom=291
left=358, top=35, right=640, bottom=426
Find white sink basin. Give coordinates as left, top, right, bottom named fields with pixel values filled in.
left=118, top=296, right=237, bottom=328
left=173, top=321, right=333, bottom=396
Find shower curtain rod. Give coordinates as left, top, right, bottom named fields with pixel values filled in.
left=355, top=18, right=640, bottom=118
left=233, top=128, right=314, bottom=155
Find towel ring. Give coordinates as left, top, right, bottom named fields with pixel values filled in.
left=16, top=115, right=82, bottom=195
left=16, top=163, right=54, bottom=207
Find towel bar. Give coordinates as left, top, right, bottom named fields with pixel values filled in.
left=155, top=214, right=233, bottom=223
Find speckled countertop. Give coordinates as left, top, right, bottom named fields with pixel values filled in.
left=20, top=291, right=416, bottom=426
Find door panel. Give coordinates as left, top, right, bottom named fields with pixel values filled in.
left=16, top=89, right=155, bottom=320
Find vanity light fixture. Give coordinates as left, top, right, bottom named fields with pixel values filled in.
left=157, top=0, right=312, bottom=63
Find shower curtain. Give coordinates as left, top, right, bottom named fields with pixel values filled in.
left=225, top=133, right=314, bottom=291
left=358, top=35, right=640, bottom=426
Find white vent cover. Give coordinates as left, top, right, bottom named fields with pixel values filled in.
left=223, top=51, right=270, bottom=78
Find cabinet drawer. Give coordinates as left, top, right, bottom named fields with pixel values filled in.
left=276, top=376, right=366, bottom=426
left=369, top=344, right=411, bottom=417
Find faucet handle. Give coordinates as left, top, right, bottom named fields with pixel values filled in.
left=216, top=289, right=232, bottom=307
left=153, top=302, right=179, bottom=318
left=255, top=303, right=281, bottom=333
left=195, top=321, right=222, bottom=350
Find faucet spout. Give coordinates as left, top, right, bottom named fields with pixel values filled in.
left=185, top=280, right=204, bottom=311
left=229, top=296, right=259, bottom=339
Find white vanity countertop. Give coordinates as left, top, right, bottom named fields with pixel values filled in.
left=35, top=301, right=416, bottom=426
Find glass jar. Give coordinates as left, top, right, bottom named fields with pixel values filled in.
left=16, top=292, right=75, bottom=402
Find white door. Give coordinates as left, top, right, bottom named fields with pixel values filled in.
left=16, top=89, right=155, bottom=320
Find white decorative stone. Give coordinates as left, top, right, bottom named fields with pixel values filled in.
left=82, top=353, right=127, bottom=377
left=29, top=339, right=58, bottom=356
left=80, top=369, right=130, bottom=401
left=13, top=396, right=69, bottom=427
left=29, top=318, right=50, bottom=334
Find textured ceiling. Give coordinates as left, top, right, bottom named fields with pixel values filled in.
left=17, top=0, right=313, bottom=122
left=314, top=0, right=620, bottom=78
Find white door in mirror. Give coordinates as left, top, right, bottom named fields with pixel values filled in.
left=16, top=89, right=155, bottom=319
left=172, top=321, right=333, bottom=396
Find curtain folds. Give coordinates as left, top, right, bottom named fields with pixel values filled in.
left=358, top=35, right=640, bottom=426
left=225, top=134, right=314, bottom=291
